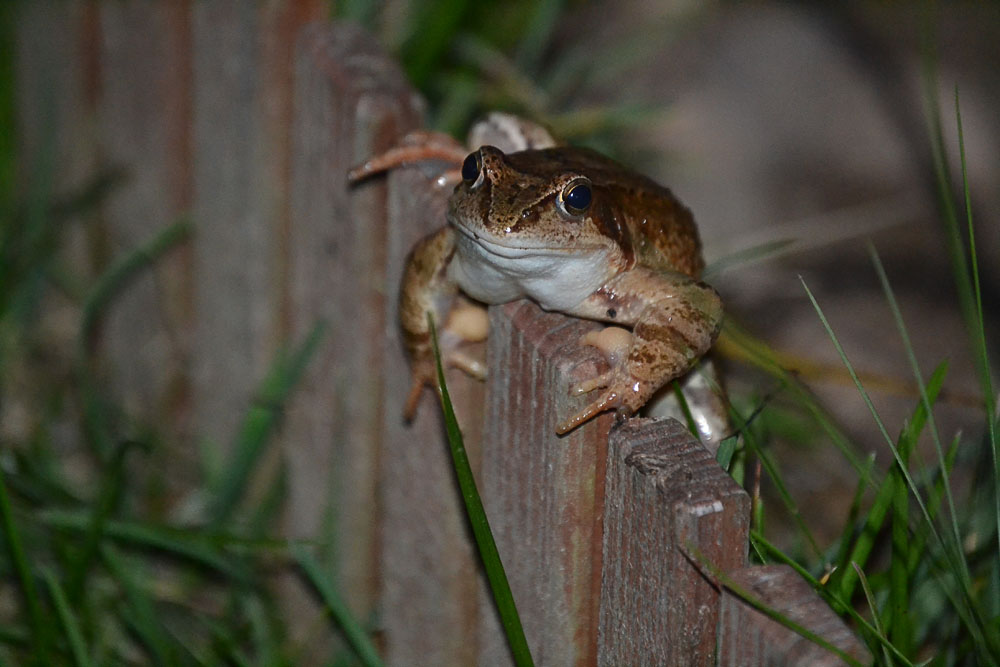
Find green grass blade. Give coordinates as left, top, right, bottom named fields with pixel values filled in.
left=751, top=531, right=913, bottom=666
left=514, top=0, right=565, bottom=71
left=721, top=320, right=872, bottom=480
left=726, top=400, right=821, bottom=560
left=953, top=90, right=1000, bottom=566
left=42, top=568, right=92, bottom=667
left=851, top=563, right=893, bottom=666
left=430, top=315, right=534, bottom=666
left=715, top=435, right=738, bottom=471
left=671, top=380, right=701, bottom=442
left=66, top=438, right=139, bottom=602
left=76, top=219, right=192, bottom=460
left=697, top=541, right=866, bottom=667
left=401, top=0, right=473, bottom=87
left=906, top=433, right=961, bottom=577
left=78, top=219, right=192, bottom=352
left=0, top=467, right=51, bottom=663
left=101, top=544, right=174, bottom=664
left=800, top=277, right=988, bottom=653
left=831, top=452, right=876, bottom=592
left=38, top=509, right=252, bottom=581
left=836, top=361, right=948, bottom=600
left=292, top=543, right=383, bottom=667
left=868, top=245, right=966, bottom=581
left=889, top=440, right=913, bottom=656
left=209, top=321, right=326, bottom=528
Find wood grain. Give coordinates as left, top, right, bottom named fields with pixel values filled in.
left=599, top=417, right=750, bottom=665
left=284, top=21, right=424, bottom=660
left=479, top=300, right=613, bottom=666
left=718, top=564, right=872, bottom=666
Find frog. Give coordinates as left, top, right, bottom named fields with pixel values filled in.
left=349, top=113, right=724, bottom=436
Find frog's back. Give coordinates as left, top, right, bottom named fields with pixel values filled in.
left=506, top=147, right=705, bottom=277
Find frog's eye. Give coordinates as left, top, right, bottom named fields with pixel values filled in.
left=560, top=179, right=592, bottom=216
left=461, top=151, right=483, bottom=187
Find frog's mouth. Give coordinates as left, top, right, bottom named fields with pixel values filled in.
left=450, top=217, right=600, bottom=259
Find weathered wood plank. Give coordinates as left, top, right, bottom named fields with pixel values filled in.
left=380, top=163, right=485, bottom=664
left=718, top=564, right=872, bottom=666
left=598, top=417, right=750, bottom=665
left=96, top=2, right=195, bottom=490
left=14, top=1, right=96, bottom=198
left=479, top=300, right=613, bottom=666
left=190, top=0, right=321, bottom=455
left=284, top=21, right=423, bottom=660
left=288, top=21, right=486, bottom=664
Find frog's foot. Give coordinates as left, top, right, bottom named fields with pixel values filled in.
left=348, top=130, right=468, bottom=184
left=557, top=326, right=643, bottom=434
left=403, top=362, right=437, bottom=422
left=403, top=302, right=489, bottom=421
left=402, top=351, right=487, bottom=421
left=557, top=374, right=648, bottom=434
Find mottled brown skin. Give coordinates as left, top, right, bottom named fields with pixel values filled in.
left=356, top=125, right=722, bottom=433
left=478, top=147, right=704, bottom=278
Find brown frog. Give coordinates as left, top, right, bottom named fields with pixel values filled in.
left=350, top=114, right=723, bottom=434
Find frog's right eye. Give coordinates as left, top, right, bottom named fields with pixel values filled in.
left=461, top=151, right=483, bottom=186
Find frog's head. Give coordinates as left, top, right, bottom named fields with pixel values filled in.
left=447, top=145, right=631, bottom=267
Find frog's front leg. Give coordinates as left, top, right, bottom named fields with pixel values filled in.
left=399, top=226, right=489, bottom=418
left=557, top=269, right=723, bottom=434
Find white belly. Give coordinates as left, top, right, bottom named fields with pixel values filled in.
left=449, top=231, right=611, bottom=311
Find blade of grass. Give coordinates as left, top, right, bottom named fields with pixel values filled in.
left=836, top=361, right=948, bottom=600
left=830, top=452, right=876, bottom=591
left=671, top=380, right=701, bottom=442
left=429, top=314, right=534, bottom=666
left=39, top=509, right=255, bottom=582
left=66, top=438, right=140, bottom=603
left=889, top=433, right=913, bottom=656
left=76, top=219, right=192, bottom=460
left=401, top=0, right=474, bottom=87
left=953, top=89, right=1000, bottom=568
left=800, top=277, right=988, bottom=654
left=292, top=543, right=383, bottom=667
left=715, top=435, right=738, bottom=471
left=101, top=544, right=174, bottom=664
left=42, top=568, right=92, bottom=667
left=866, top=245, right=1000, bottom=655
left=719, top=320, right=872, bottom=480
left=750, top=530, right=913, bottom=666
left=906, top=432, right=961, bottom=577
left=0, top=467, right=51, bottom=663
left=868, top=245, right=966, bottom=583
left=78, top=219, right=192, bottom=353
left=209, top=321, right=326, bottom=528
left=852, top=562, right=893, bottom=666
left=726, top=397, right=821, bottom=560
left=690, top=541, right=866, bottom=667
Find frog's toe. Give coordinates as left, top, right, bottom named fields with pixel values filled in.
left=556, top=388, right=625, bottom=434
left=448, top=352, right=487, bottom=380
left=402, top=378, right=428, bottom=422
left=568, top=371, right=612, bottom=396
left=402, top=362, right=438, bottom=421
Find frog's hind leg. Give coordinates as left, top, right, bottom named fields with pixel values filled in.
left=348, top=130, right=467, bottom=184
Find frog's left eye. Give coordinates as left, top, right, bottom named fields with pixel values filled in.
left=461, top=151, right=483, bottom=187
left=560, top=179, right=592, bottom=215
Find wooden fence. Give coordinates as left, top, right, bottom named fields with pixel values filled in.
left=16, top=5, right=870, bottom=665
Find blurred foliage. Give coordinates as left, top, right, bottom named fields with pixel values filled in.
left=332, top=0, right=676, bottom=159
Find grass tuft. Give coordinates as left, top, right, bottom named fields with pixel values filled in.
left=430, top=314, right=534, bottom=666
